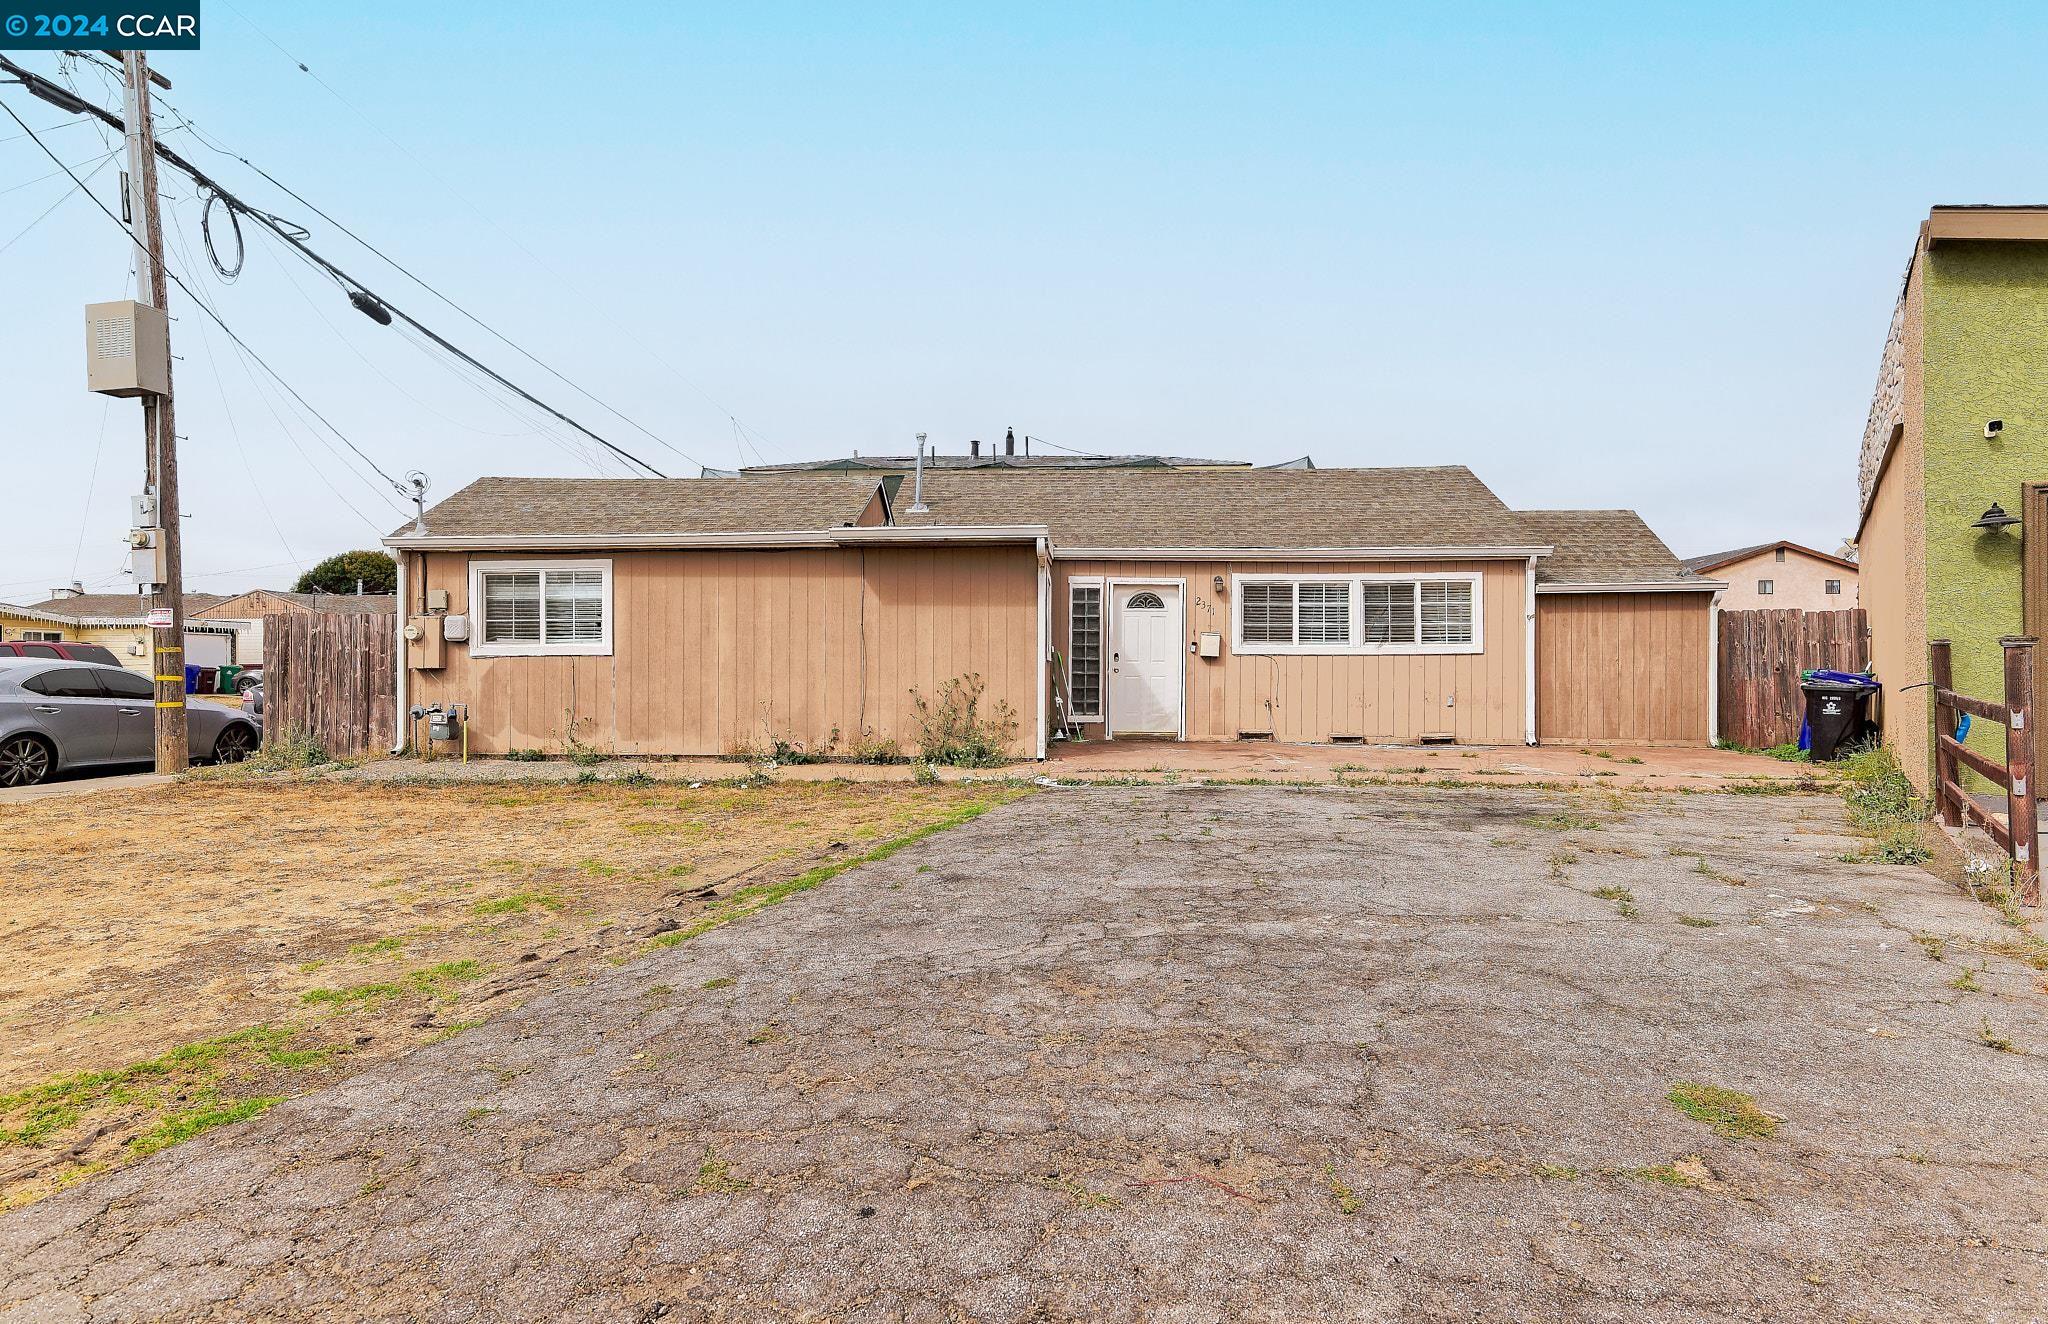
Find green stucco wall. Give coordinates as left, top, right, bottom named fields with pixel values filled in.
left=1922, top=241, right=2048, bottom=782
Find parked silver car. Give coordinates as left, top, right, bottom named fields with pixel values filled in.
left=0, top=659, right=260, bottom=787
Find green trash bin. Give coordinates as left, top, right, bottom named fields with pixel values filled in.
left=217, top=664, right=243, bottom=695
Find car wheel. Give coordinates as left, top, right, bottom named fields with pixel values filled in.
left=0, top=734, right=53, bottom=788
left=237, top=673, right=262, bottom=695
left=212, top=724, right=258, bottom=764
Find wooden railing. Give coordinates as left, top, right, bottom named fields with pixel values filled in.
left=1929, top=637, right=2040, bottom=905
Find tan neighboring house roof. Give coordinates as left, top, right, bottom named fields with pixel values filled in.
left=1519, top=511, right=1713, bottom=590
left=891, top=467, right=1547, bottom=553
left=14, top=592, right=229, bottom=624
left=193, top=590, right=396, bottom=617
left=1679, top=540, right=1858, bottom=576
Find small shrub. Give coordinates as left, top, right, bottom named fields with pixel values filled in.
left=505, top=748, right=547, bottom=762
left=234, top=727, right=329, bottom=772
left=908, top=674, right=1018, bottom=767
left=847, top=729, right=906, bottom=764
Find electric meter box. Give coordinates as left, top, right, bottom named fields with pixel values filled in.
left=86, top=300, right=170, bottom=398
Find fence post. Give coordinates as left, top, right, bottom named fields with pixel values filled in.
left=1929, top=639, right=1960, bottom=827
left=2002, top=637, right=2040, bottom=906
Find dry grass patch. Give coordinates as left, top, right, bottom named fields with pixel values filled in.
left=0, top=776, right=1023, bottom=1206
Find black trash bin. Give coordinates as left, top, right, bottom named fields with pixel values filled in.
left=1801, top=675, right=1879, bottom=761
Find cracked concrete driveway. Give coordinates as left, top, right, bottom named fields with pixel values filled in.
left=5, top=783, right=2048, bottom=1322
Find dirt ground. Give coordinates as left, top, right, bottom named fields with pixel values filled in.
left=4, top=781, right=2046, bottom=1322
left=0, top=772, right=1021, bottom=1209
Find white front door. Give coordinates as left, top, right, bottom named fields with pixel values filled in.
left=1110, top=583, right=1183, bottom=736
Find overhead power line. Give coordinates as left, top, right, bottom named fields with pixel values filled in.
left=0, top=55, right=675, bottom=481
left=0, top=95, right=414, bottom=503
left=160, top=100, right=709, bottom=472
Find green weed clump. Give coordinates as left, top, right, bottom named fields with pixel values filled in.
left=1666, top=1081, right=1777, bottom=1139
left=1839, top=747, right=1923, bottom=831
left=909, top=673, right=1018, bottom=767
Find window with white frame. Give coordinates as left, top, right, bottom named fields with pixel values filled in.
left=1067, top=583, right=1103, bottom=720
left=1234, top=573, right=1482, bottom=654
left=470, top=560, right=613, bottom=656
left=19, top=630, right=62, bottom=642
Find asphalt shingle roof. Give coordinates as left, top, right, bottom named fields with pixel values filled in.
left=398, top=475, right=886, bottom=540
left=14, top=592, right=228, bottom=620
left=892, top=466, right=1533, bottom=550
left=1517, top=510, right=1693, bottom=586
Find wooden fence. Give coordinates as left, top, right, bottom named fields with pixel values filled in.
left=261, top=611, right=396, bottom=760
left=1931, top=637, right=2040, bottom=906
left=1716, top=608, right=1868, bottom=750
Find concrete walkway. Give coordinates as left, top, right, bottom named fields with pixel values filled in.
left=333, top=739, right=1808, bottom=793
left=0, top=771, right=168, bottom=807
left=3, top=783, right=2042, bottom=1321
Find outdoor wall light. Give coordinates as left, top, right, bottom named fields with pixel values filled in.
left=1972, top=502, right=2021, bottom=531
left=1212, top=575, right=1226, bottom=594
left=1986, top=419, right=2005, bottom=440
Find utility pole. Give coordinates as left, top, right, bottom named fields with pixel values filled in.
left=119, top=50, right=187, bottom=772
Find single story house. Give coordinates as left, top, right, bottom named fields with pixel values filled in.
left=189, top=589, right=397, bottom=664
left=385, top=466, right=1720, bottom=759
left=1, top=592, right=235, bottom=672
left=1680, top=541, right=1858, bottom=611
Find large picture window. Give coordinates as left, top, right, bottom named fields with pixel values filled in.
left=1067, top=582, right=1103, bottom=720
left=469, top=560, right=613, bottom=657
left=1232, top=573, right=1482, bottom=655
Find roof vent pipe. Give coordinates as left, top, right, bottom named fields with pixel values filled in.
left=970, top=438, right=981, bottom=458
left=908, top=432, right=930, bottom=513
left=1005, top=427, right=1015, bottom=457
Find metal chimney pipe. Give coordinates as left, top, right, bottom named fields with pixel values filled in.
left=908, top=432, right=930, bottom=512
left=1005, top=427, right=1015, bottom=457
left=970, top=438, right=981, bottom=459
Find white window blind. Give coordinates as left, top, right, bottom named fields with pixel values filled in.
left=1361, top=582, right=1417, bottom=644
left=1237, top=575, right=1479, bottom=654
left=1419, top=580, right=1474, bottom=645
left=1297, top=581, right=1351, bottom=644
left=543, top=569, right=605, bottom=643
left=482, top=571, right=543, bottom=644
left=475, top=562, right=611, bottom=655
left=1069, top=585, right=1103, bottom=719
left=1241, top=581, right=1295, bottom=644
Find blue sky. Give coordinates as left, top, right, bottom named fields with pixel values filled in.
left=4, top=2, right=2044, bottom=596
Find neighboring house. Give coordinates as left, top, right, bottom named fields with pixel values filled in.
left=386, top=467, right=1721, bottom=758
left=1856, top=205, right=2048, bottom=793
left=189, top=589, right=397, bottom=664
left=1680, top=541, right=1858, bottom=611
left=2, top=591, right=234, bottom=672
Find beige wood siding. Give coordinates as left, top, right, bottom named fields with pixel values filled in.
left=1054, top=559, right=1528, bottom=745
left=406, top=545, right=1039, bottom=758
left=1535, top=592, right=1712, bottom=745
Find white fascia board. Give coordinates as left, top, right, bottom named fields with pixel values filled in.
left=1051, top=545, right=1556, bottom=562
left=1536, top=580, right=1725, bottom=594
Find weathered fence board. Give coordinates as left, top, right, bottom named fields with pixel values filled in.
left=1716, top=608, right=1868, bottom=750
left=261, top=611, right=395, bottom=759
